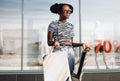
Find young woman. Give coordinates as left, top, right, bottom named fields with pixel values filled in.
left=47, top=3, right=90, bottom=75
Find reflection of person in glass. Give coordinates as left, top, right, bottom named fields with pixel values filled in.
left=93, top=21, right=109, bottom=69
left=47, top=3, right=90, bottom=76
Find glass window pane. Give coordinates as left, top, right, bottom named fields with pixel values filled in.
left=81, top=0, right=120, bottom=70
left=23, top=0, right=41, bottom=70
left=0, top=0, right=21, bottom=70
left=23, top=0, right=80, bottom=72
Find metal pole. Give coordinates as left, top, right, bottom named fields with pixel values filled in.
left=21, top=0, right=24, bottom=71
left=79, top=0, right=81, bottom=53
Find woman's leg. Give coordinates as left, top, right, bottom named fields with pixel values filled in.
left=68, top=54, right=75, bottom=75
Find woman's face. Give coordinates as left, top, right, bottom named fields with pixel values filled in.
left=60, top=5, right=72, bottom=19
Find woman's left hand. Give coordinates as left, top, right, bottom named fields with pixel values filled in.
left=82, top=43, right=91, bottom=52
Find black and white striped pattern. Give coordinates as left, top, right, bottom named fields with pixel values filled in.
left=48, top=20, right=74, bottom=42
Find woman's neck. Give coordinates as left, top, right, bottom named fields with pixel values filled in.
left=59, top=18, right=67, bottom=23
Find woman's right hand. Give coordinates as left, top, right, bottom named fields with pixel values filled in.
left=54, top=41, right=60, bottom=49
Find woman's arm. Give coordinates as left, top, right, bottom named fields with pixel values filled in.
left=71, top=37, right=91, bottom=51
left=47, top=31, right=54, bottom=46
left=71, top=37, right=83, bottom=47
left=72, top=42, right=90, bottom=51
left=72, top=42, right=83, bottom=47
left=47, top=31, right=60, bottom=49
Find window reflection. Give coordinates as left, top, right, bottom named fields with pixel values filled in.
left=0, top=0, right=21, bottom=70
left=81, top=0, right=120, bottom=70
left=1, top=0, right=120, bottom=72
left=23, top=0, right=80, bottom=71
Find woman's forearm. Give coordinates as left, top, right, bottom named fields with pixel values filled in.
left=72, top=42, right=83, bottom=47
left=47, top=31, right=54, bottom=46
left=48, top=41, right=55, bottom=46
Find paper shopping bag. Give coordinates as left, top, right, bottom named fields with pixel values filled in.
left=43, top=51, right=71, bottom=81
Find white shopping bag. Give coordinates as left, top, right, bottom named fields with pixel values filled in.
left=43, top=51, right=71, bottom=81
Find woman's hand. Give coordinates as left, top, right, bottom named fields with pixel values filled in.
left=82, top=43, right=91, bottom=52
left=54, top=41, right=60, bottom=49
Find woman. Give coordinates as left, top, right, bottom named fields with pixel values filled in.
left=47, top=3, right=90, bottom=75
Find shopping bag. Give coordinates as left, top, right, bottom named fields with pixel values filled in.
left=43, top=51, right=72, bottom=81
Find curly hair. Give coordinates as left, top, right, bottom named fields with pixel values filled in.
left=50, top=3, right=73, bottom=14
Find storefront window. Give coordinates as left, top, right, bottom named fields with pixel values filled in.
left=0, top=0, right=21, bottom=70
left=0, top=0, right=80, bottom=72
left=1, top=0, right=119, bottom=73
left=23, top=0, right=80, bottom=71
left=81, top=0, right=120, bottom=70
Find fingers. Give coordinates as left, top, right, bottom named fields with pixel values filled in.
left=54, top=41, right=60, bottom=49
left=85, top=47, right=91, bottom=52
left=82, top=43, right=91, bottom=52
left=82, top=43, right=86, bottom=50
